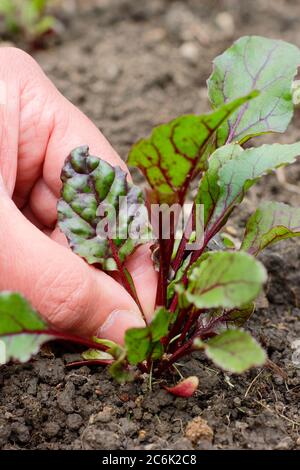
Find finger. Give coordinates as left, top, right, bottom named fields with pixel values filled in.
left=124, top=244, right=158, bottom=322
left=0, top=192, right=145, bottom=343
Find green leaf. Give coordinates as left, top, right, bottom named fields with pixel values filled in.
left=241, top=201, right=300, bottom=256
left=127, top=94, right=256, bottom=203
left=125, top=308, right=170, bottom=365
left=125, top=328, right=151, bottom=365
left=208, top=36, right=300, bottom=145
left=0, top=292, right=53, bottom=363
left=151, top=341, right=164, bottom=361
left=92, top=337, right=123, bottom=359
left=197, top=142, right=300, bottom=231
left=182, top=252, right=267, bottom=309
left=204, top=329, right=266, bottom=373
left=34, top=15, right=55, bottom=35
left=81, top=349, right=114, bottom=361
left=58, top=146, right=151, bottom=271
left=150, top=307, right=171, bottom=342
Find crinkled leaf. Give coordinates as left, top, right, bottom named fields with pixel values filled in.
left=208, top=36, right=300, bottom=145
left=150, top=307, right=171, bottom=342
left=241, top=201, right=300, bottom=256
left=197, top=142, right=300, bottom=231
left=204, top=329, right=266, bottom=373
left=182, top=252, right=267, bottom=309
left=58, top=145, right=151, bottom=271
left=0, top=292, right=53, bottom=363
left=127, top=94, right=256, bottom=203
left=164, top=376, right=199, bottom=397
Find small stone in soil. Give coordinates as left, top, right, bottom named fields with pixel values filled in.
left=90, top=406, right=113, bottom=424
left=185, top=417, right=214, bottom=445
left=275, top=436, right=294, bottom=450
left=82, top=427, right=121, bottom=450
left=44, top=422, right=61, bottom=438
left=66, top=413, right=83, bottom=431
left=57, top=382, right=75, bottom=413
left=11, top=423, right=30, bottom=444
left=179, top=42, right=200, bottom=65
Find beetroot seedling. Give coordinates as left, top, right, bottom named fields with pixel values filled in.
left=1, top=36, right=300, bottom=395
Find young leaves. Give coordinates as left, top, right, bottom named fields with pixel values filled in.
left=241, top=201, right=300, bottom=256
left=208, top=36, right=300, bottom=145
left=203, top=329, right=266, bottom=373
left=125, top=307, right=170, bottom=365
left=181, top=252, right=266, bottom=309
left=58, top=146, right=151, bottom=271
left=197, top=142, right=300, bottom=233
left=127, top=93, right=256, bottom=204
left=0, top=292, right=53, bottom=363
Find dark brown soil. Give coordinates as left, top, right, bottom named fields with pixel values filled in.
left=1, top=0, right=300, bottom=450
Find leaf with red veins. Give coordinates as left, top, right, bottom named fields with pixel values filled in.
left=197, top=142, right=300, bottom=235
left=127, top=94, right=256, bottom=204
left=57, top=145, right=152, bottom=271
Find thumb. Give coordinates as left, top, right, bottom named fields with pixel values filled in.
left=0, top=189, right=145, bottom=343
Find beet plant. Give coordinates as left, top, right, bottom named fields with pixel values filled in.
left=0, top=0, right=56, bottom=44
left=1, top=36, right=300, bottom=396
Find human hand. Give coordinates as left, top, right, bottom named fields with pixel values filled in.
left=0, top=47, right=157, bottom=344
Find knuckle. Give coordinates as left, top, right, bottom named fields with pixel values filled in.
left=0, top=47, right=37, bottom=70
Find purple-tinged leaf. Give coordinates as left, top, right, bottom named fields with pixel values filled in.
left=58, top=146, right=151, bottom=271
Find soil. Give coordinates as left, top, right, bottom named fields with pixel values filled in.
left=1, top=0, right=300, bottom=450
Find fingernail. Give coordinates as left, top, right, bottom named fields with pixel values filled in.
left=97, top=310, right=145, bottom=345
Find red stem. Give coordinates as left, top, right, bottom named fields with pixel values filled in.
left=158, top=313, right=227, bottom=374
left=155, top=211, right=176, bottom=307
left=108, top=238, right=147, bottom=323
left=174, top=308, right=202, bottom=349
left=2, top=329, right=108, bottom=351
left=66, top=359, right=113, bottom=367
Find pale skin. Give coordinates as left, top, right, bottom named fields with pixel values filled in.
left=0, top=47, right=157, bottom=343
